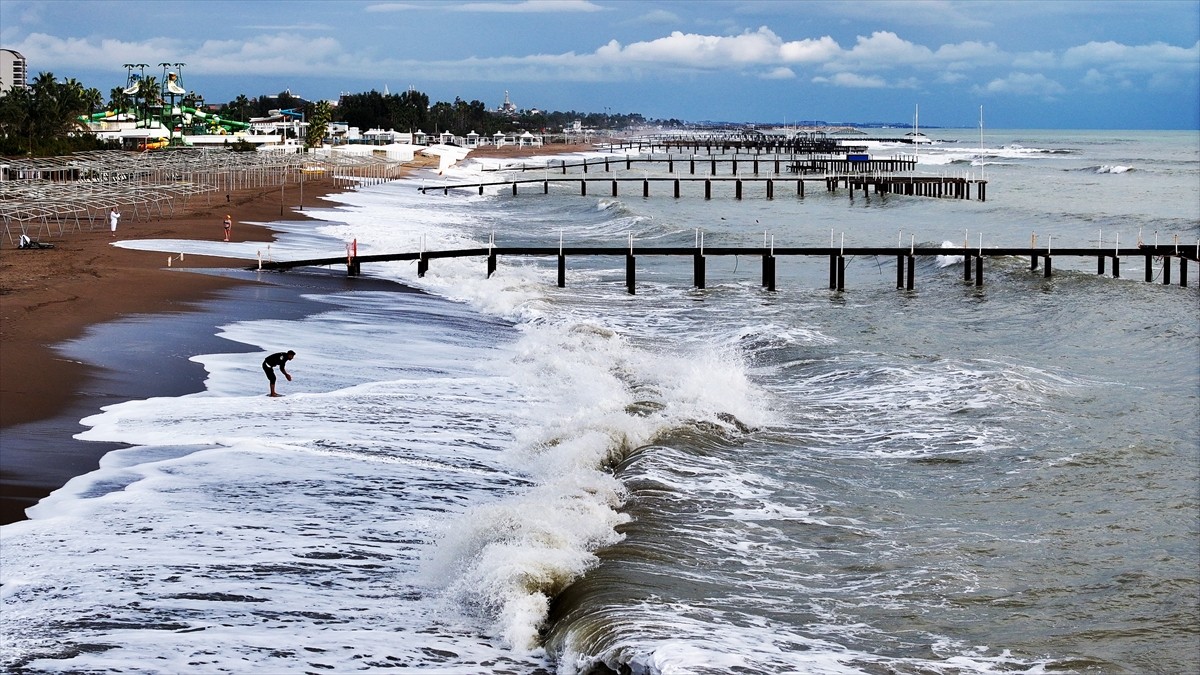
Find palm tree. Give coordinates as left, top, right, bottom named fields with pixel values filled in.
left=305, top=100, right=332, bottom=148
left=109, top=86, right=133, bottom=113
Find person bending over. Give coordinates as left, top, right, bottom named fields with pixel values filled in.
left=263, top=350, right=295, bottom=397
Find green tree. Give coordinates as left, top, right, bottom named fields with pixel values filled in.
left=0, top=71, right=114, bottom=156
left=306, top=100, right=332, bottom=148
left=109, top=86, right=133, bottom=112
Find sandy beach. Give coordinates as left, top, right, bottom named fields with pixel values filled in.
left=0, top=142, right=596, bottom=522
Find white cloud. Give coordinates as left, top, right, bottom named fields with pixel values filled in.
left=633, top=10, right=681, bottom=25
left=595, top=27, right=838, bottom=68
left=762, top=67, right=796, bottom=80
left=813, top=72, right=888, bottom=88
left=841, top=31, right=934, bottom=67
left=366, top=0, right=603, bottom=12
left=1062, top=40, right=1200, bottom=71
left=363, top=2, right=422, bottom=12
left=453, top=0, right=604, bottom=12
left=975, top=72, right=1066, bottom=97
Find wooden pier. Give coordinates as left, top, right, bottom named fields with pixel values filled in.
left=484, top=155, right=918, bottom=175
left=255, top=243, right=1197, bottom=293
left=419, top=174, right=986, bottom=201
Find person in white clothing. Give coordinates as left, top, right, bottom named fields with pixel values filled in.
left=109, top=207, right=121, bottom=236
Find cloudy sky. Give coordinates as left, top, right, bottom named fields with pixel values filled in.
left=2, top=0, right=1197, bottom=128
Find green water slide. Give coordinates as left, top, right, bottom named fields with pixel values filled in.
left=181, top=106, right=250, bottom=132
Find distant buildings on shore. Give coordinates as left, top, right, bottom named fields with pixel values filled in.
left=0, top=49, right=28, bottom=94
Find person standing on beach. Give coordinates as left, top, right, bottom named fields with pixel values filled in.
left=262, top=350, right=295, bottom=397
left=223, top=214, right=232, bottom=242
left=109, top=207, right=121, bottom=236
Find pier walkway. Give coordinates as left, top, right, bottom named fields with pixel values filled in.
left=419, top=174, right=986, bottom=201
left=482, top=155, right=919, bottom=175
left=254, top=243, right=1197, bottom=292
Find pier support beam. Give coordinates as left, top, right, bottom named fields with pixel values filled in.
left=1043, top=256, right=1053, bottom=278
left=1180, top=257, right=1188, bottom=287
left=762, top=254, right=776, bottom=291
left=736, top=180, right=743, bottom=200
left=417, top=253, right=429, bottom=278
left=612, top=180, right=618, bottom=197
left=626, top=254, right=636, bottom=295
left=347, top=258, right=360, bottom=277
left=896, top=254, right=905, bottom=289
left=674, top=179, right=681, bottom=198
left=557, top=254, right=566, bottom=288
left=704, top=180, right=712, bottom=200
left=975, top=255, right=983, bottom=287
left=906, top=255, right=915, bottom=290
left=1145, top=254, right=1153, bottom=282
left=964, top=253, right=973, bottom=282
left=837, top=255, right=846, bottom=290
left=1112, top=256, right=1120, bottom=279
left=487, top=252, right=497, bottom=278
left=1162, top=256, right=1172, bottom=285
left=643, top=180, right=649, bottom=198
left=694, top=253, right=705, bottom=289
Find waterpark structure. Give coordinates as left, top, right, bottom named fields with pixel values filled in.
left=77, top=63, right=294, bottom=150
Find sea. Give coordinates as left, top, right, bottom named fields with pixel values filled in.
left=2, top=129, right=1197, bottom=674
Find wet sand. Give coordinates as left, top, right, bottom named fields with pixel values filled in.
left=0, top=142, right=599, bottom=523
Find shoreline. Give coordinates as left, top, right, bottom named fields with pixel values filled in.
left=0, top=142, right=597, bottom=523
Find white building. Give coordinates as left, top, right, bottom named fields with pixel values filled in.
left=0, top=48, right=28, bottom=94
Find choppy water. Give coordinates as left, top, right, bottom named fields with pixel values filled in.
left=2, top=130, right=1197, bottom=674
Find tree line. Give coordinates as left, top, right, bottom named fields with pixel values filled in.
left=0, top=72, right=673, bottom=157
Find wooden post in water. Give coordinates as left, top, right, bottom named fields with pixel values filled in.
left=580, top=180, right=587, bottom=196
left=896, top=254, right=905, bottom=289
left=705, top=180, right=712, bottom=200
left=766, top=179, right=774, bottom=200
left=643, top=180, right=649, bottom=198
left=837, top=255, right=846, bottom=290
left=1162, top=256, right=1172, bottom=285
left=1145, top=254, right=1153, bottom=282
left=1043, top=256, right=1052, bottom=278
left=674, top=179, right=681, bottom=198
left=1179, top=256, right=1188, bottom=287
left=694, top=252, right=705, bottom=289
left=612, top=180, right=618, bottom=197
left=736, top=180, right=743, bottom=200
left=906, top=255, right=915, bottom=290
left=829, top=254, right=837, bottom=289
left=762, top=251, right=776, bottom=291
left=417, top=253, right=429, bottom=278
left=487, top=251, right=497, bottom=278
left=626, top=253, right=636, bottom=295
left=557, top=254, right=566, bottom=287
left=975, top=255, right=983, bottom=287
